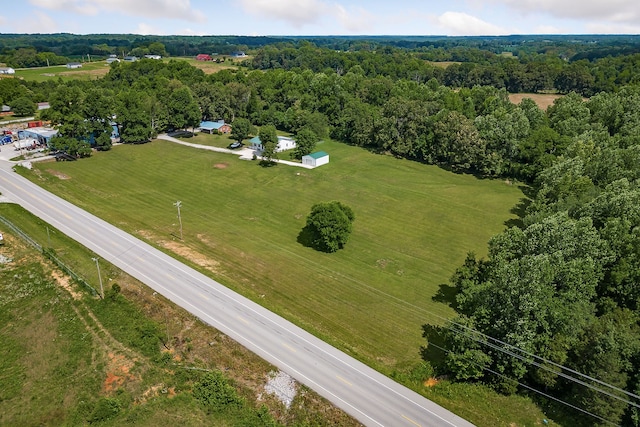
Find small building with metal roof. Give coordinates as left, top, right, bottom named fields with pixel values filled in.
left=302, top=151, right=329, bottom=167
left=198, top=120, right=231, bottom=134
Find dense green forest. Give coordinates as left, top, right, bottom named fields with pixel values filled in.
left=3, top=33, right=640, bottom=95
left=3, top=33, right=640, bottom=425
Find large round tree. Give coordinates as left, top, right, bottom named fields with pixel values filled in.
left=305, top=201, right=355, bottom=253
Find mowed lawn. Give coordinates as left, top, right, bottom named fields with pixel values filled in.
left=28, top=139, right=524, bottom=371
left=14, top=61, right=111, bottom=82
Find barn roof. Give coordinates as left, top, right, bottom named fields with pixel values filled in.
left=305, top=151, right=329, bottom=159
left=199, top=121, right=227, bottom=131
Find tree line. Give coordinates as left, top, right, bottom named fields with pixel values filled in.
left=428, top=86, right=640, bottom=425
left=249, top=43, right=640, bottom=96
left=5, top=56, right=640, bottom=185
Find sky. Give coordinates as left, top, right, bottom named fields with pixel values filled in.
left=1, top=0, right=639, bottom=36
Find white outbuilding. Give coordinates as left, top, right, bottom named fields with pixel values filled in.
left=302, top=151, right=329, bottom=167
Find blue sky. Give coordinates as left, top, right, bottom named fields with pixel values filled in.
left=1, top=0, right=639, bottom=36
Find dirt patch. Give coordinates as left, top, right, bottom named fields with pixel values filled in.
left=509, top=93, right=563, bottom=110
left=51, top=269, right=82, bottom=300
left=424, top=377, right=439, bottom=387
left=213, top=163, right=228, bottom=169
left=104, top=352, right=138, bottom=393
left=426, top=61, right=461, bottom=68
left=164, top=240, right=220, bottom=273
left=46, top=169, right=70, bottom=180
left=137, top=229, right=221, bottom=274
left=58, top=68, right=110, bottom=78
left=138, top=384, right=175, bottom=403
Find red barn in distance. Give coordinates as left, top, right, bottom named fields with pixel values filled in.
left=196, top=54, right=212, bottom=61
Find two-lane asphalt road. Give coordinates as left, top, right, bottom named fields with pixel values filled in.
left=0, top=161, right=474, bottom=427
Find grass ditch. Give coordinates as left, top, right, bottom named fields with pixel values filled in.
left=0, top=204, right=360, bottom=426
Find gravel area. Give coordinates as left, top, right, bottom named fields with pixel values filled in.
left=264, top=370, right=297, bottom=408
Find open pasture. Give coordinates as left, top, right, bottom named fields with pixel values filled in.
left=27, top=138, right=523, bottom=371
left=14, top=61, right=110, bottom=82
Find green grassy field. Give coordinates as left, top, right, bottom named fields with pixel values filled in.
left=25, top=138, right=523, bottom=371
left=14, top=61, right=111, bottom=82
left=15, top=139, right=564, bottom=425
left=173, top=131, right=237, bottom=148
left=11, top=56, right=247, bottom=83
left=171, top=56, right=250, bottom=74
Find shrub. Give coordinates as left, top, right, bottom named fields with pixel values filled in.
left=88, top=397, right=121, bottom=423
left=192, top=371, right=242, bottom=412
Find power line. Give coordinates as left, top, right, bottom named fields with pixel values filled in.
left=428, top=342, right=619, bottom=426
left=55, top=149, right=639, bottom=412
left=442, top=319, right=640, bottom=404
left=445, top=322, right=640, bottom=411
left=141, top=181, right=640, bottom=407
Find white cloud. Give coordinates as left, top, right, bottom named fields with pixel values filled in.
left=240, top=0, right=375, bottom=33
left=585, top=22, right=640, bottom=34
left=33, top=10, right=58, bottom=32
left=134, top=23, right=164, bottom=35
left=239, top=0, right=326, bottom=27
left=437, top=11, right=508, bottom=36
left=333, top=4, right=374, bottom=33
left=497, top=0, right=640, bottom=24
left=29, top=0, right=205, bottom=23
left=176, top=28, right=208, bottom=36
left=535, top=24, right=565, bottom=34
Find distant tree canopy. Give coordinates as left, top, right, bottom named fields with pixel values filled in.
left=305, top=201, right=355, bottom=253
left=6, top=47, right=638, bottom=181
left=10, top=96, right=35, bottom=116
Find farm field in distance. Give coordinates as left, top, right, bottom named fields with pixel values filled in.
left=13, top=61, right=111, bottom=82
left=10, top=55, right=246, bottom=83
left=24, top=138, right=524, bottom=373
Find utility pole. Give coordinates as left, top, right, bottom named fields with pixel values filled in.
left=92, top=257, right=104, bottom=299
left=174, top=201, right=183, bottom=240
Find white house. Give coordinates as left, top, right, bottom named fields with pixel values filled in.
left=250, top=135, right=296, bottom=153
left=302, top=151, right=330, bottom=167
left=106, top=57, right=120, bottom=64
left=0, top=67, right=15, bottom=74
left=144, top=54, right=162, bottom=60
left=66, top=62, right=82, bottom=69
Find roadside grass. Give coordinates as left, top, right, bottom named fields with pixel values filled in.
left=14, top=61, right=110, bottom=82
left=24, top=139, right=522, bottom=370
left=0, top=204, right=359, bottom=426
